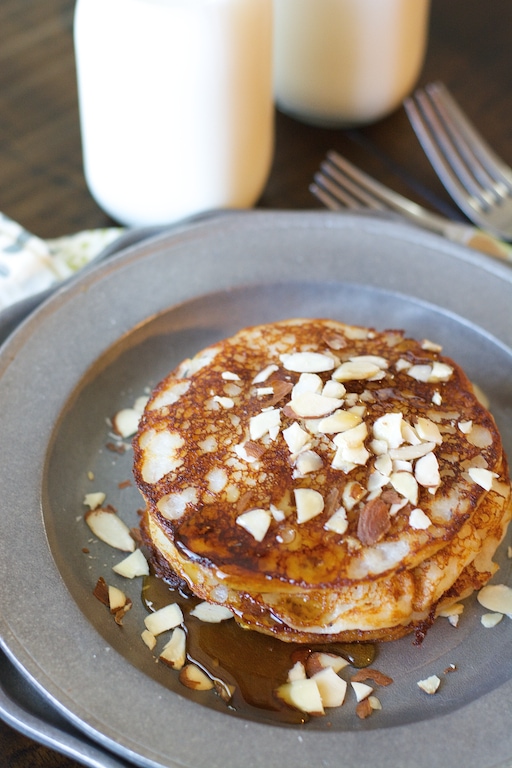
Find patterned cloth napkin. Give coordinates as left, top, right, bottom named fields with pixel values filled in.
left=0, top=212, right=124, bottom=311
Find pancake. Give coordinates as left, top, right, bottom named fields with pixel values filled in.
left=133, top=318, right=512, bottom=642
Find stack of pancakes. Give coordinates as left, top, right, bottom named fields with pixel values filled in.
left=133, top=319, right=511, bottom=643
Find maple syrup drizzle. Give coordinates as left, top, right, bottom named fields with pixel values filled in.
left=142, top=573, right=376, bottom=724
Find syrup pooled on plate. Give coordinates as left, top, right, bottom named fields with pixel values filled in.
left=141, top=572, right=375, bottom=724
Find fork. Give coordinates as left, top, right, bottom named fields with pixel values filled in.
left=311, top=151, right=512, bottom=264
left=404, top=81, right=512, bottom=241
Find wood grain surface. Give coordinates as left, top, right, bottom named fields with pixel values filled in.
left=0, top=0, right=510, bottom=765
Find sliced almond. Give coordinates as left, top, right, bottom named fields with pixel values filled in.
left=332, top=360, right=381, bottom=382
left=356, top=698, right=373, bottom=719
left=287, top=661, right=307, bottom=682
left=291, top=372, right=324, bottom=397
left=389, top=471, right=418, bottom=506
left=350, top=354, right=388, bottom=369
left=468, top=466, right=498, bottom=491
left=342, top=481, right=367, bottom=511
left=318, top=410, right=362, bottom=434
left=415, top=452, right=440, bottom=488
left=282, top=422, right=310, bottom=454
left=374, top=453, right=393, bottom=477
left=481, top=612, right=504, bottom=628
left=369, top=437, right=388, bottom=456
left=242, top=441, right=266, bottom=460
left=141, top=629, right=157, bottom=650
left=350, top=668, right=393, bottom=686
left=415, top=417, right=443, bottom=444
left=332, top=439, right=370, bottom=470
left=305, top=652, right=349, bottom=677
left=179, top=663, right=214, bottom=691
left=373, top=412, right=403, bottom=449
left=270, top=504, right=286, bottom=522
left=324, top=333, right=347, bottom=350
left=348, top=404, right=366, bottom=418
left=438, top=603, right=464, bottom=617
left=421, top=339, right=442, bottom=352
left=275, top=678, right=324, bottom=716
left=264, top=379, right=294, bottom=407
left=312, top=667, right=347, bottom=708
left=251, top=364, right=277, bottom=384
left=113, top=599, right=132, bottom=625
left=417, top=675, right=440, bottom=694
left=351, top=681, right=373, bottom=702
left=294, top=488, right=325, bottom=523
left=366, top=471, right=390, bottom=495
left=392, top=459, right=413, bottom=474
left=294, top=450, right=323, bottom=476
left=409, top=508, right=431, bottom=530
left=83, top=492, right=106, bottom=510
left=256, top=386, right=275, bottom=397
left=324, top=506, right=349, bottom=535
left=85, top=508, right=135, bottom=552
left=395, top=358, right=412, bottom=372
left=429, top=361, right=453, bottom=382
left=406, top=364, right=433, bottom=383
left=332, top=421, right=368, bottom=449
left=213, top=395, right=234, bottom=409
left=144, top=603, right=184, bottom=636
left=249, top=408, right=281, bottom=441
left=322, top=380, right=346, bottom=399
left=112, top=549, right=149, bottom=578
left=221, top=371, right=240, bottom=381
left=389, top=442, right=436, bottom=461
left=189, top=601, right=234, bottom=623
left=289, top=392, right=341, bottom=418
left=401, top=420, right=421, bottom=445
left=236, top=508, right=272, bottom=542
left=112, top=407, right=140, bottom=438
left=108, top=585, right=127, bottom=613
left=357, top=497, right=390, bottom=545
left=214, top=680, right=236, bottom=703
left=477, top=583, right=512, bottom=616
left=280, top=352, right=335, bottom=373
left=159, top=627, right=186, bottom=670
left=93, top=576, right=109, bottom=606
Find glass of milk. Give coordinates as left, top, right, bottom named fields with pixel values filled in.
left=273, top=0, right=430, bottom=128
left=74, top=0, right=274, bottom=227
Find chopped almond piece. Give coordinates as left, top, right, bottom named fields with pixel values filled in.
left=357, top=498, right=390, bottom=545
left=350, top=668, right=393, bottom=686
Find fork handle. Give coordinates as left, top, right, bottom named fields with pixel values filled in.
left=444, top=223, right=512, bottom=264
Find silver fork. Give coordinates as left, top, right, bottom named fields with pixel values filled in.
left=311, top=151, right=512, bottom=263
left=404, top=81, right=512, bottom=241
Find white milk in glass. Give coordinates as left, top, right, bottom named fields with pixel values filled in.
left=74, top=0, right=274, bottom=227
left=273, top=0, right=430, bottom=127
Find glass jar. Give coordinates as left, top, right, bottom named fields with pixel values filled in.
left=74, top=0, right=274, bottom=227
left=273, top=0, right=430, bottom=128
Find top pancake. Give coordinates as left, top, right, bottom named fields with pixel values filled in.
left=133, top=318, right=507, bottom=592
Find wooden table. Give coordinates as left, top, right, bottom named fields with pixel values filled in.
left=0, top=0, right=510, bottom=765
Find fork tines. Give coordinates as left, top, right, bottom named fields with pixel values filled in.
left=404, top=81, right=512, bottom=239
left=311, top=152, right=389, bottom=213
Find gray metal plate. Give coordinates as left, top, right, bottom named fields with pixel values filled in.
left=0, top=211, right=511, bottom=768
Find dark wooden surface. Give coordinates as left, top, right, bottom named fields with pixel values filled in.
left=0, top=0, right=511, bottom=765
